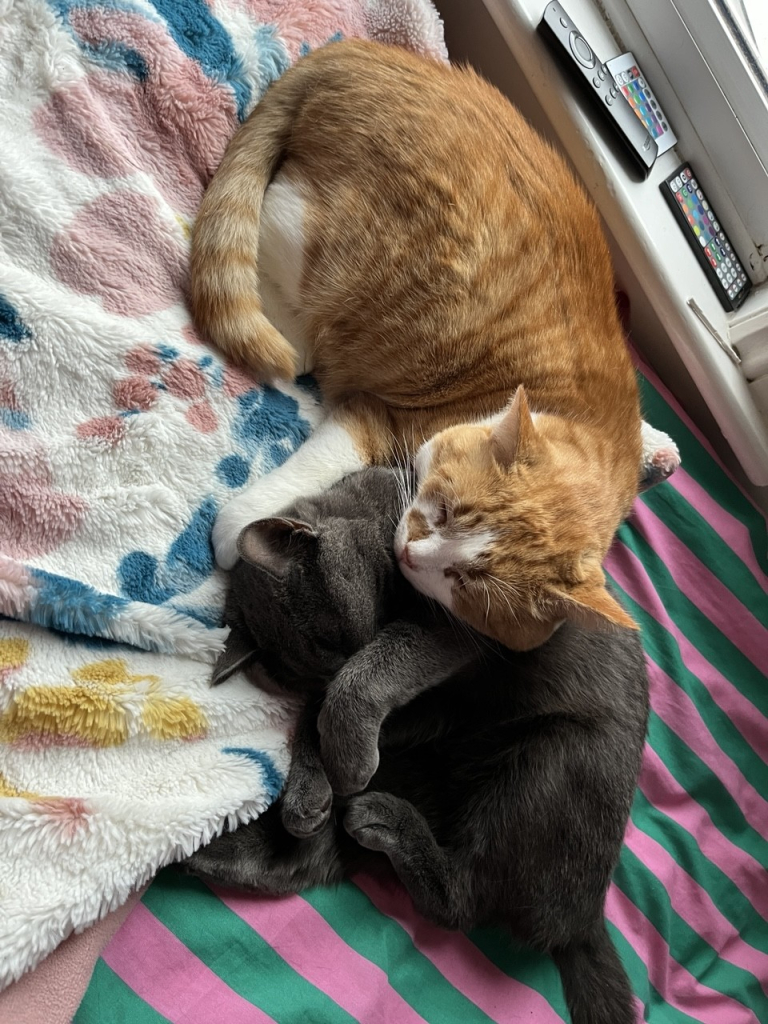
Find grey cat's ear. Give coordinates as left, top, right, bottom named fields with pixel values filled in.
left=212, top=626, right=257, bottom=686
left=491, top=386, right=537, bottom=469
left=237, top=518, right=317, bottom=578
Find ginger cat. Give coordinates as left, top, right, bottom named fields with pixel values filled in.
left=191, top=40, right=643, bottom=651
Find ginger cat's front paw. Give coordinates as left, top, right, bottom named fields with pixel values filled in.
left=213, top=476, right=304, bottom=569
left=213, top=492, right=260, bottom=569
left=639, top=422, right=681, bottom=492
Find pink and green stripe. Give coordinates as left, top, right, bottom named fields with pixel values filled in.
left=77, top=363, right=767, bottom=1023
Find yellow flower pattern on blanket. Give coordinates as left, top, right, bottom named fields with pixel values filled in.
left=0, top=637, right=30, bottom=676
left=0, top=772, right=39, bottom=799
left=0, top=657, right=207, bottom=747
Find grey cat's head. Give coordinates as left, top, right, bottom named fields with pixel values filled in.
left=213, top=468, right=403, bottom=693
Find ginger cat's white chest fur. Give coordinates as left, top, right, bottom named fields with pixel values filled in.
left=258, top=176, right=313, bottom=374
left=191, top=40, right=646, bottom=650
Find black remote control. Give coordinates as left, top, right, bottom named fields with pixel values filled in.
left=538, top=2, right=658, bottom=178
left=661, top=163, right=751, bottom=311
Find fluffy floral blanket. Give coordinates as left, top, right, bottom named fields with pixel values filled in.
left=0, top=0, right=447, bottom=988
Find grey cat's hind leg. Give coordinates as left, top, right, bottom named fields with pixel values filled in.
left=185, top=802, right=349, bottom=895
left=344, top=791, right=468, bottom=929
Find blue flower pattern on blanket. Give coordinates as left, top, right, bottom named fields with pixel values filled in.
left=117, top=385, right=311, bottom=611
left=225, top=385, right=313, bottom=480
left=0, top=0, right=444, bottom=666
left=46, top=0, right=289, bottom=120
left=0, top=294, right=32, bottom=345
left=117, top=499, right=217, bottom=606
left=29, top=569, right=131, bottom=634
left=222, top=747, right=285, bottom=799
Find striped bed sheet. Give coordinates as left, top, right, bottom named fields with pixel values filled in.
left=76, top=359, right=768, bottom=1024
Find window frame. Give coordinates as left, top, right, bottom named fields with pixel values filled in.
left=477, top=0, right=768, bottom=485
left=602, top=0, right=768, bottom=277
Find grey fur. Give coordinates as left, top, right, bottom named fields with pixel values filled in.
left=187, top=468, right=649, bottom=1024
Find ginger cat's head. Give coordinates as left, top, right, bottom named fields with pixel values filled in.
left=394, top=388, right=637, bottom=651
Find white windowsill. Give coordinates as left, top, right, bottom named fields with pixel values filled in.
left=478, top=0, right=768, bottom=487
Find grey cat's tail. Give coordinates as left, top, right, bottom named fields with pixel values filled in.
left=552, top=920, right=635, bottom=1024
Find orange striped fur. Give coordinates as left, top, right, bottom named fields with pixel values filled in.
left=190, top=41, right=642, bottom=650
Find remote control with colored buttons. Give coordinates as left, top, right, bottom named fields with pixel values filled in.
left=537, top=2, right=657, bottom=177
left=661, top=163, right=751, bottom=311
left=605, top=52, right=677, bottom=156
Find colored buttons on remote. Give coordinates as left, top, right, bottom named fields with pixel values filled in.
left=607, top=56, right=675, bottom=149
left=665, top=164, right=749, bottom=304
left=538, top=10, right=657, bottom=175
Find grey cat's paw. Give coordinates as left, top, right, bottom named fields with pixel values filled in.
left=281, top=772, right=333, bottom=838
left=317, top=701, right=380, bottom=796
left=183, top=828, right=293, bottom=895
left=184, top=834, right=241, bottom=886
left=343, top=791, right=408, bottom=852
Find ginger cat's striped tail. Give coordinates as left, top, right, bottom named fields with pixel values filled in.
left=190, top=66, right=310, bottom=380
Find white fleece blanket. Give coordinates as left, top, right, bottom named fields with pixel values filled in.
left=0, top=0, right=447, bottom=988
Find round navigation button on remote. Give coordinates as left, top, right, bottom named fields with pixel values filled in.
left=569, top=32, right=595, bottom=68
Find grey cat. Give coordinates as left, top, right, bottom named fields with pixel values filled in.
left=187, top=468, right=649, bottom=1024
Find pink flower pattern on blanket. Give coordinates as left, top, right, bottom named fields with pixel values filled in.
left=0, top=0, right=447, bottom=660
left=0, top=412, right=88, bottom=561
left=34, top=17, right=238, bottom=214
left=31, top=798, right=92, bottom=841
left=111, top=345, right=221, bottom=433
left=50, top=192, right=187, bottom=317
left=240, top=0, right=367, bottom=58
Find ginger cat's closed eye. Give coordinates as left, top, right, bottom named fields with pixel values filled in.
left=191, top=39, right=643, bottom=650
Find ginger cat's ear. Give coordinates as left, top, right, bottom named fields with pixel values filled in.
left=491, top=386, right=537, bottom=468
left=238, top=518, right=317, bottom=578
left=548, top=574, right=638, bottom=632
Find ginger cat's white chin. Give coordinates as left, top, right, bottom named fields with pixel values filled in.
left=393, top=482, right=496, bottom=613
left=394, top=516, right=456, bottom=610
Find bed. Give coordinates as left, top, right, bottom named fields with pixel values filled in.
left=75, top=362, right=768, bottom=1024
left=0, top=2, right=765, bottom=1022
